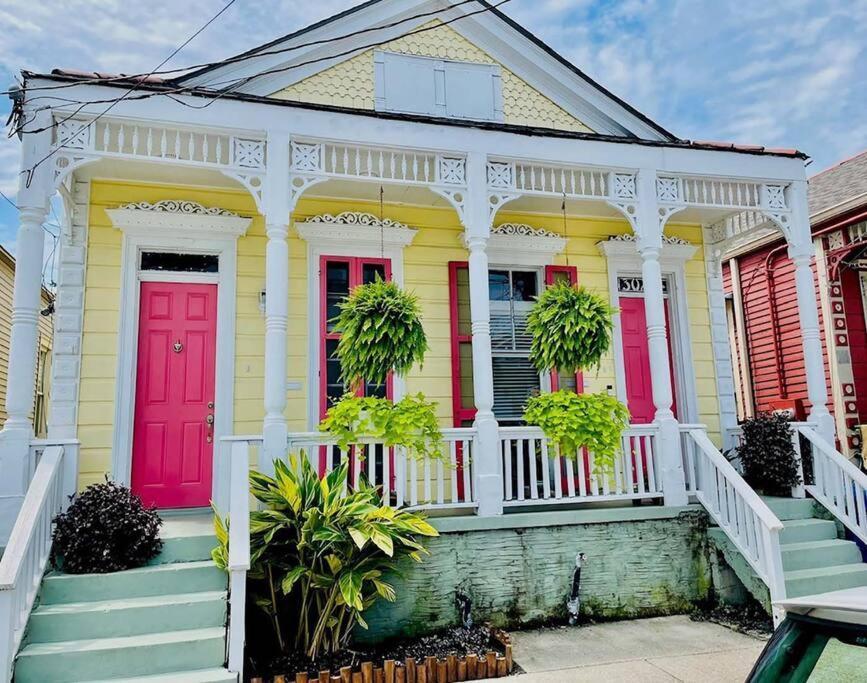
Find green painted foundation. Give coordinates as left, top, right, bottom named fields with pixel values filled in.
left=359, top=505, right=712, bottom=642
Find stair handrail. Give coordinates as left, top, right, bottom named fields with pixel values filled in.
left=796, top=424, right=867, bottom=545
left=686, top=429, right=787, bottom=620
left=226, top=439, right=251, bottom=681
left=0, top=445, right=66, bottom=681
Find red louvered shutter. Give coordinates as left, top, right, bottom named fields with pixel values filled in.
left=544, top=265, right=584, bottom=393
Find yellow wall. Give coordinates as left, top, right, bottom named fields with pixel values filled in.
left=271, top=21, right=593, bottom=134
left=77, top=180, right=719, bottom=484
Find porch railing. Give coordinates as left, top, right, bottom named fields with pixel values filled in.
left=498, top=425, right=663, bottom=505
left=795, top=424, right=867, bottom=545
left=278, top=429, right=478, bottom=511
left=684, top=428, right=786, bottom=620
left=0, top=444, right=71, bottom=680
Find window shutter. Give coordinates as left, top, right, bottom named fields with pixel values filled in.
left=545, top=265, right=584, bottom=393
left=448, top=262, right=476, bottom=427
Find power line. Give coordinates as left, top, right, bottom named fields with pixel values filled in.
left=22, top=0, right=239, bottom=186
left=14, top=0, right=512, bottom=134
left=5, top=0, right=484, bottom=98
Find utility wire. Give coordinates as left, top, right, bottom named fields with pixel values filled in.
left=21, top=0, right=239, bottom=186
left=13, top=0, right=511, bottom=135
left=4, top=0, right=484, bottom=97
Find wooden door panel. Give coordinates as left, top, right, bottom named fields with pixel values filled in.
left=132, top=282, right=217, bottom=508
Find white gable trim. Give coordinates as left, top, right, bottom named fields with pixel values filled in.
left=181, top=0, right=670, bottom=140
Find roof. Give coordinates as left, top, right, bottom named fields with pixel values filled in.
left=176, top=0, right=678, bottom=141
left=32, top=69, right=808, bottom=160
left=808, top=150, right=867, bottom=218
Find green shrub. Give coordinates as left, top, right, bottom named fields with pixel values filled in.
left=523, top=390, right=630, bottom=471
left=319, top=393, right=444, bottom=461
left=735, top=413, right=802, bottom=497
left=213, top=455, right=438, bottom=659
left=333, top=278, right=428, bottom=388
left=526, top=282, right=616, bottom=374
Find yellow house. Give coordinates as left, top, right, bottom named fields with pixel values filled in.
left=1, top=3, right=851, bottom=679
left=0, top=245, right=52, bottom=437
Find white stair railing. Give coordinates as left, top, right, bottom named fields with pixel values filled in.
left=223, top=438, right=252, bottom=680
left=0, top=445, right=67, bottom=680
left=685, top=429, right=786, bottom=621
left=796, top=424, right=867, bottom=545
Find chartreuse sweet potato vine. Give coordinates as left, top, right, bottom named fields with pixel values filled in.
left=526, top=282, right=616, bottom=374
left=333, top=278, right=428, bottom=388
left=212, top=455, right=438, bottom=659
left=524, top=390, right=630, bottom=472
left=320, top=393, right=444, bottom=461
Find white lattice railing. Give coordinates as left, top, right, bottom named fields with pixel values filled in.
left=685, top=428, right=786, bottom=618
left=486, top=158, right=629, bottom=202
left=290, top=140, right=466, bottom=188
left=0, top=445, right=70, bottom=680
left=796, top=425, right=867, bottom=545
left=53, top=116, right=267, bottom=172
left=498, top=425, right=662, bottom=506
left=280, top=429, right=477, bottom=511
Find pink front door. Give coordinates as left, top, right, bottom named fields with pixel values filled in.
left=131, top=282, right=217, bottom=508
left=620, top=296, right=678, bottom=423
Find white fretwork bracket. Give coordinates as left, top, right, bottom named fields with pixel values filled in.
left=288, top=175, right=328, bottom=213
left=429, top=186, right=468, bottom=226
left=487, top=191, right=521, bottom=224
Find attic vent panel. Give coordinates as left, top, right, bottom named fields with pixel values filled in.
left=375, top=51, right=503, bottom=123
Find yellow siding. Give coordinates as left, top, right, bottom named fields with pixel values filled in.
left=77, top=179, right=719, bottom=483
left=271, top=21, right=593, bottom=134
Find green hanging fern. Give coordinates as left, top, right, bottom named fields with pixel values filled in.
left=333, top=279, right=428, bottom=388
left=524, top=390, right=630, bottom=471
left=526, top=282, right=616, bottom=374
left=320, top=393, right=444, bottom=461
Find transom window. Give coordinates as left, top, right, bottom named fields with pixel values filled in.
left=140, top=251, right=218, bottom=273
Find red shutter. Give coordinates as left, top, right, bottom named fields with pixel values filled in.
left=544, top=265, right=584, bottom=393
left=448, top=261, right=476, bottom=427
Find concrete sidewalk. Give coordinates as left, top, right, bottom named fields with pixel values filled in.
left=507, top=615, right=767, bottom=682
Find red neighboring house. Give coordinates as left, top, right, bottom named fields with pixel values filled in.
left=724, top=150, right=867, bottom=460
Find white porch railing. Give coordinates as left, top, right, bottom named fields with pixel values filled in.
left=499, top=425, right=662, bottom=506
left=684, top=428, right=786, bottom=619
left=0, top=445, right=69, bottom=680
left=220, top=436, right=257, bottom=680
left=280, top=429, right=478, bottom=511
left=795, top=424, right=867, bottom=545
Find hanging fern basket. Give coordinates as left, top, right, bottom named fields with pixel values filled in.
left=333, top=278, right=428, bottom=388
left=526, top=282, right=616, bottom=374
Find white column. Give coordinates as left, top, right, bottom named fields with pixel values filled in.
left=0, top=119, right=52, bottom=540
left=464, top=153, right=502, bottom=516
left=788, top=181, right=835, bottom=443
left=262, top=132, right=291, bottom=465
left=635, top=171, right=688, bottom=506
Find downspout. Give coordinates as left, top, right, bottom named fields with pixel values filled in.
left=566, top=553, right=586, bottom=625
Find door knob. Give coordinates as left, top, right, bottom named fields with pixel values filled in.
left=206, top=414, right=215, bottom=425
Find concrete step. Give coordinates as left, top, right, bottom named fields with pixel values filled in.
left=781, top=539, right=863, bottom=572
left=784, top=564, right=867, bottom=598
left=40, top=561, right=226, bottom=604
left=27, top=591, right=227, bottom=643
left=780, top=518, right=839, bottom=544
left=761, top=497, right=816, bottom=521
left=88, top=668, right=236, bottom=683
left=151, top=515, right=216, bottom=565
left=14, top=628, right=226, bottom=682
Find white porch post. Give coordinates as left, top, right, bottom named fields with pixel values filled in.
left=262, top=132, right=291, bottom=465
left=0, top=117, right=52, bottom=539
left=636, top=171, right=688, bottom=506
left=787, top=180, right=836, bottom=444
left=465, top=152, right=503, bottom=516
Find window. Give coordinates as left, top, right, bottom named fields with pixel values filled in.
left=374, top=51, right=503, bottom=122
left=320, top=256, right=391, bottom=418
left=488, top=269, right=540, bottom=423
left=140, top=251, right=218, bottom=273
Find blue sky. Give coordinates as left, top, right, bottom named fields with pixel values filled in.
left=0, top=0, right=865, bottom=256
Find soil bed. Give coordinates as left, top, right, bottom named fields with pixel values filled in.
left=251, top=624, right=512, bottom=680
left=691, top=601, right=772, bottom=639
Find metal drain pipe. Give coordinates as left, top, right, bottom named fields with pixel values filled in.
left=456, top=591, right=473, bottom=628
left=566, top=553, right=586, bottom=625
